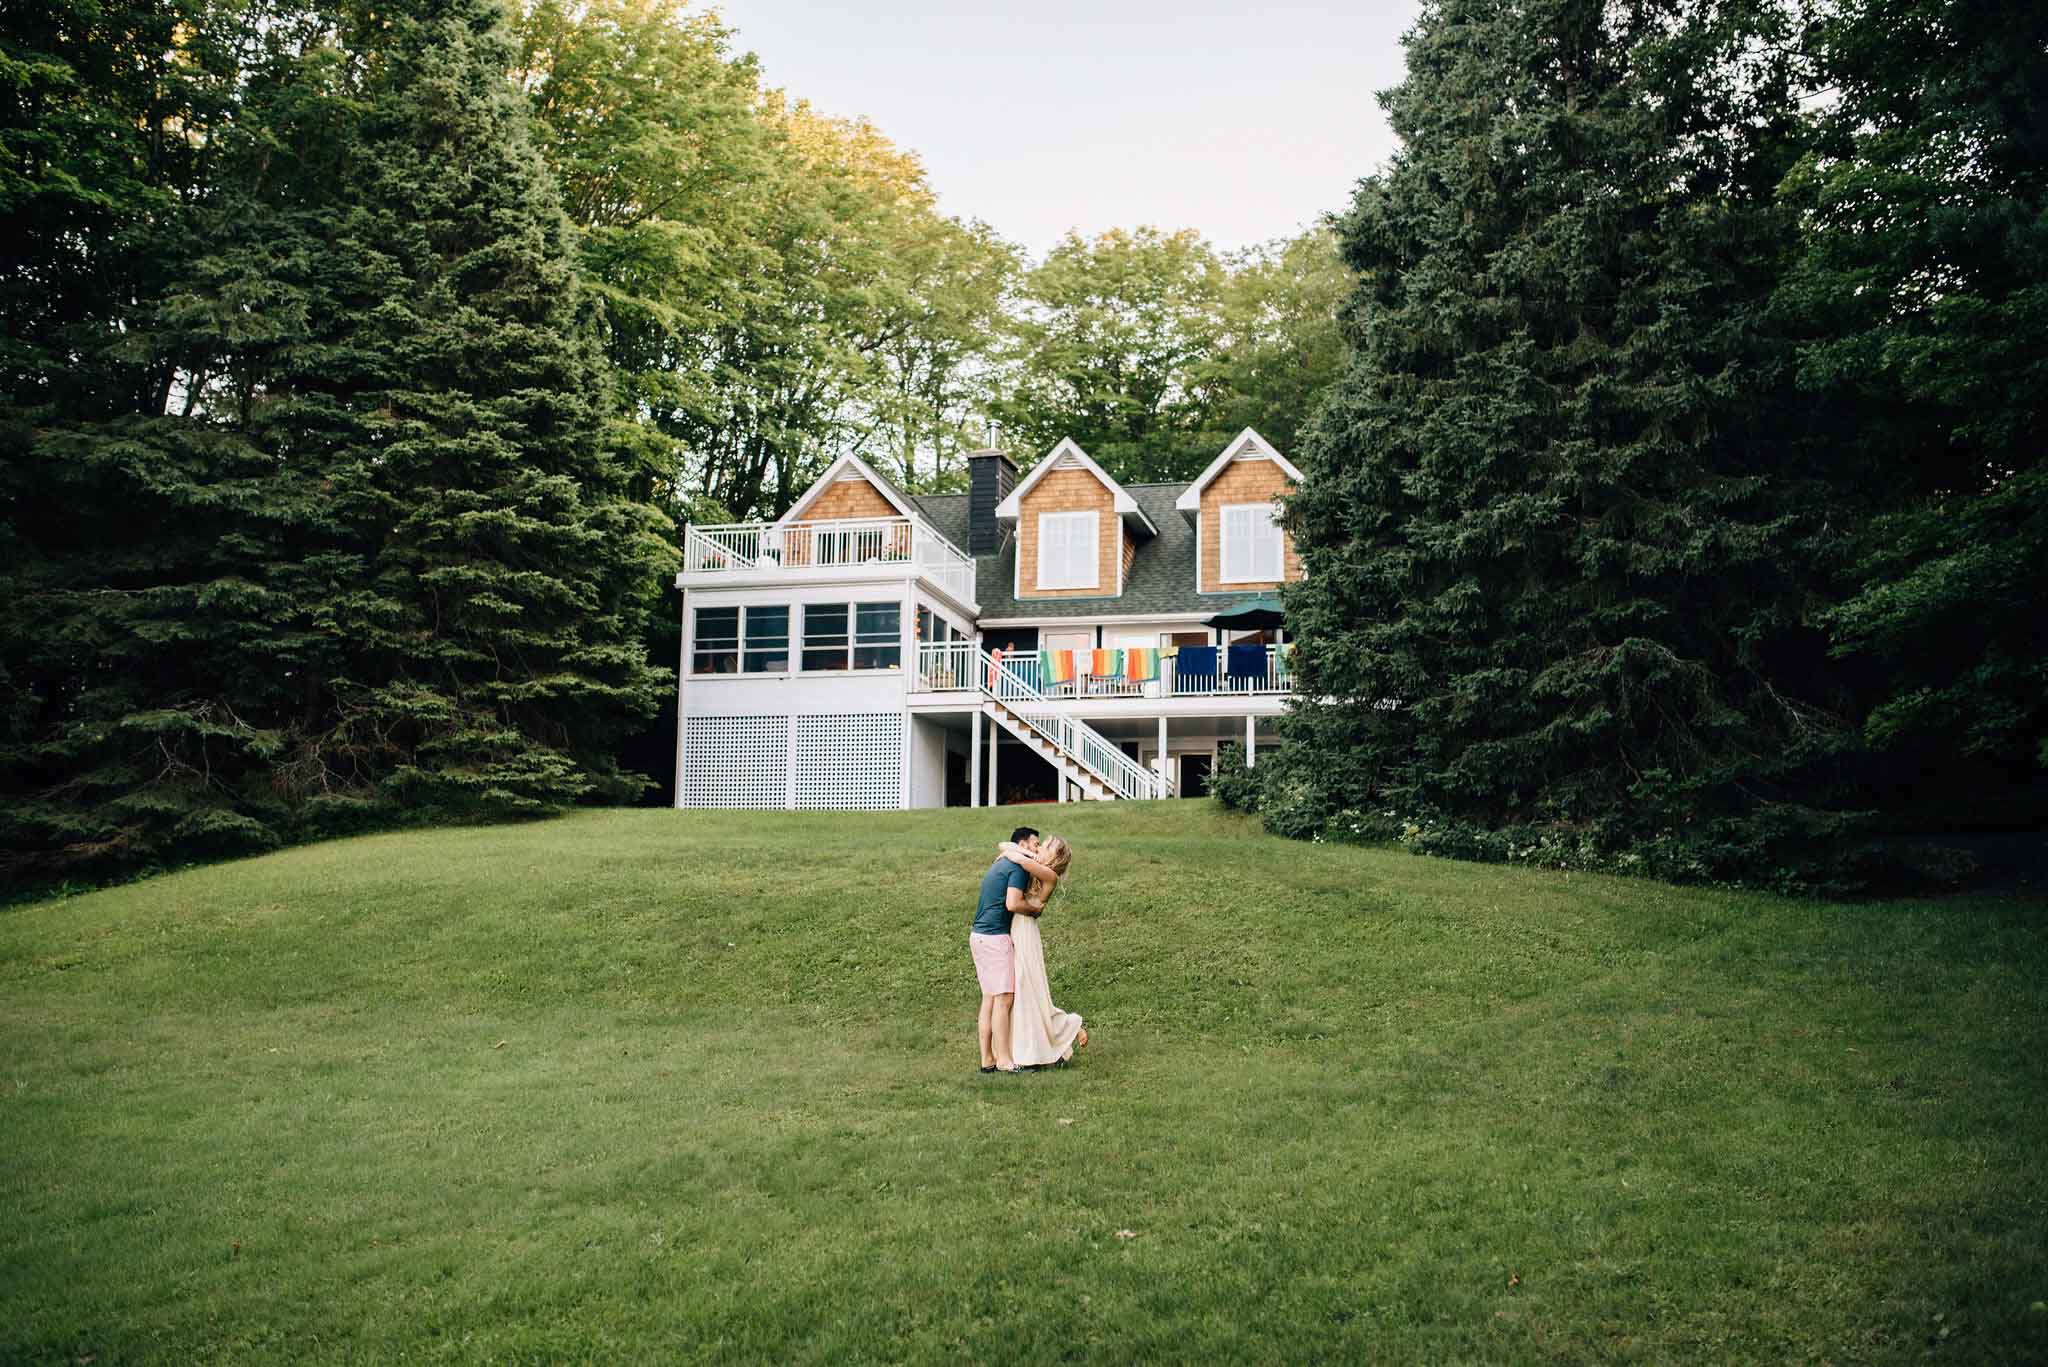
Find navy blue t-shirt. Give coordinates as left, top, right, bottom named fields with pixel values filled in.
left=972, top=857, right=1030, bottom=937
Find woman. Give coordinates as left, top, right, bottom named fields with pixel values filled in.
left=997, top=836, right=1089, bottom=1067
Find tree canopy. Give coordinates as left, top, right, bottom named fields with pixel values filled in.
left=1260, top=0, right=2047, bottom=888
left=989, top=225, right=1349, bottom=484
left=7, top=0, right=2039, bottom=892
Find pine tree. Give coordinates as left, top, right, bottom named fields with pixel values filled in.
left=1, top=0, right=672, bottom=886
left=301, top=0, right=672, bottom=815
left=1275, top=0, right=1863, bottom=880
left=0, top=0, right=312, bottom=878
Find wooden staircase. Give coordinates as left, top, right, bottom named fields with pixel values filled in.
left=963, top=647, right=1162, bottom=801
left=982, top=698, right=1117, bottom=801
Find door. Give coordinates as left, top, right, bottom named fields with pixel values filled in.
left=1180, top=752, right=1214, bottom=799
left=1040, top=629, right=1090, bottom=694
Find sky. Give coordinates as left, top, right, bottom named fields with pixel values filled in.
left=708, top=0, right=1424, bottom=260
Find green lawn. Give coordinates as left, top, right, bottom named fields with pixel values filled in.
left=3, top=803, right=2045, bottom=1363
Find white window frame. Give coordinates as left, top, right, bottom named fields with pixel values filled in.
left=1036, top=511, right=1099, bottom=590
left=741, top=604, right=790, bottom=675
left=1221, top=502, right=1283, bottom=583
left=798, top=599, right=903, bottom=674
left=800, top=602, right=852, bottom=672
left=852, top=602, right=902, bottom=670
left=691, top=605, right=742, bottom=675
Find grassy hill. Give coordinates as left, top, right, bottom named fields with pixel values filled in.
left=3, top=804, right=2045, bottom=1362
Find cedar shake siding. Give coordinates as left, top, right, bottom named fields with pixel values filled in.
left=784, top=476, right=909, bottom=564
left=805, top=476, right=899, bottom=521
left=1198, top=458, right=1303, bottom=593
left=1017, top=469, right=1119, bottom=599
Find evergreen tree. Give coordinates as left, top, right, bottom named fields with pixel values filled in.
left=1782, top=0, right=2048, bottom=818
left=1, top=0, right=672, bottom=885
left=1275, top=0, right=1862, bottom=880
left=306, top=0, right=672, bottom=815
left=0, top=0, right=311, bottom=878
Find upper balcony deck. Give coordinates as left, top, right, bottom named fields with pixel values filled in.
left=679, top=516, right=976, bottom=609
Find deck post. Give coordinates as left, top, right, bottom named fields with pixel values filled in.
left=1157, top=715, right=1169, bottom=797
left=988, top=715, right=1000, bottom=807
left=1246, top=713, right=1257, bottom=768
left=900, top=576, right=915, bottom=809
left=969, top=707, right=982, bottom=807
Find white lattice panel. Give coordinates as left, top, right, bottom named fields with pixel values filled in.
left=794, top=713, right=904, bottom=810
left=682, top=715, right=789, bottom=808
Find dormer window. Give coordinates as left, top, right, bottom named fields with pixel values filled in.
left=1037, top=511, right=1099, bottom=590
left=1221, top=503, right=1284, bottom=583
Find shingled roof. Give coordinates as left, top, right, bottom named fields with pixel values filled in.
left=912, top=483, right=1276, bottom=620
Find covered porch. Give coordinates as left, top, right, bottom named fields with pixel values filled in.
left=908, top=707, right=1281, bottom=806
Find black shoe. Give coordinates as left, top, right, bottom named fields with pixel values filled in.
left=980, top=1065, right=997, bottom=1074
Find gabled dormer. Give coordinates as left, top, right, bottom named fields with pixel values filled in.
left=996, top=438, right=1157, bottom=599
left=1176, top=428, right=1304, bottom=594
left=779, top=452, right=920, bottom=526
left=768, top=452, right=920, bottom=567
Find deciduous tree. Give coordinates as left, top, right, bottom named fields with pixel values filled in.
left=1782, top=0, right=2048, bottom=811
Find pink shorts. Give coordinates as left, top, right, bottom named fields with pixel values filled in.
left=969, top=932, right=1015, bottom=996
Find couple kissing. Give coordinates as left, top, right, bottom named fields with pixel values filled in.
left=969, top=827, right=1089, bottom=1075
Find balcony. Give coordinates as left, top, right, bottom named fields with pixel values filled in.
left=912, top=642, right=1292, bottom=700
left=681, top=517, right=976, bottom=607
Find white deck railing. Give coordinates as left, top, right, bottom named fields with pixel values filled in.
left=913, top=643, right=1163, bottom=800
left=683, top=516, right=975, bottom=605
left=914, top=643, right=1291, bottom=700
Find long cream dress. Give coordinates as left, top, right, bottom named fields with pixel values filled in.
left=1008, top=897, right=1084, bottom=1067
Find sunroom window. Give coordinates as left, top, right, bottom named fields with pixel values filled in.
left=692, top=607, right=739, bottom=673
left=802, top=604, right=850, bottom=671
left=854, top=602, right=901, bottom=669
left=742, top=606, right=790, bottom=673
left=783, top=600, right=902, bottom=671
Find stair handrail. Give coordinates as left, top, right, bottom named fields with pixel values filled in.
left=973, top=646, right=1162, bottom=800
left=683, top=522, right=759, bottom=571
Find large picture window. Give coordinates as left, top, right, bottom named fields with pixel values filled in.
left=1221, top=502, right=1283, bottom=582
left=1036, top=511, right=1098, bottom=590
left=692, top=606, right=740, bottom=674
left=743, top=605, right=789, bottom=673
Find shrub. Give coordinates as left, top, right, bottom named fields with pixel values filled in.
left=1209, top=742, right=1263, bottom=812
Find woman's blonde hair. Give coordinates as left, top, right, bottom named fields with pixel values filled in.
left=1037, top=836, right=1073, bottom=891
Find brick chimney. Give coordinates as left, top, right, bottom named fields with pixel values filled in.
left=965, top=447, right=1016, bottom=555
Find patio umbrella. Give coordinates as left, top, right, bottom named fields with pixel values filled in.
left=1203, top=596, right=1286, bottom=631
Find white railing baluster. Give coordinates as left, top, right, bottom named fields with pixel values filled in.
left=921, top=644, right=1162, bottom=800
left=682, top=516, right=976, bottom=607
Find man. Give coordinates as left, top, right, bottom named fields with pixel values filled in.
left=970, top=826, right=1045, bottom=1075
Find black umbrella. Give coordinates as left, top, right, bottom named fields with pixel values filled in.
left=1203, top=595, right=1286, bottom=631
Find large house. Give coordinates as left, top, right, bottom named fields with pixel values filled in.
left=673, top=429, right=1303, bottom=809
